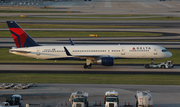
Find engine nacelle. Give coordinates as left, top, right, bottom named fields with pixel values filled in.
left=94, top=57, right=114, bottom=66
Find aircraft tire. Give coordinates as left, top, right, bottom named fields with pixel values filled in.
left=145, top=65, right=149, bottom=68
left=87, top=66, right=91, bottom=69
left=84, top=64, right=92, bottom=69
left=86, top=102, right=89, bottom=107
left=136, top=101, right=138, bottom=107
left=87, top=64, right=92, bottom=69
left=161, top=65, right=165, bottom=69
left=84, top=64, right=87, bottom=69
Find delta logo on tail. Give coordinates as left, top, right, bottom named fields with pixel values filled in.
left=7, top=21, right=39, bottom=48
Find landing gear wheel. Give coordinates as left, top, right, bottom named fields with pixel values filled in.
left=151, top=59, right=154, bottom=64
left=84, top=64, right=92, bottom=69
left=136, top=101, right=138, bottom=107
left=84, top=64, right=88, bottom=69
left=161, top=65, right=165, bottom=68
left=87, top=64, right=92, bottom=69
left=145, top=65, right=149, bottom=68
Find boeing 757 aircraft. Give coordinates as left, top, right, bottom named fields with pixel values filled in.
left=7, top=21, right=172, bottom=69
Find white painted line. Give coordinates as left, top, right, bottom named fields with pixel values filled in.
left=105, top=0, right=112, bottom=7
left=138, top=2, right=152, bottom=8
left=156, top=2, right=175, bottom=8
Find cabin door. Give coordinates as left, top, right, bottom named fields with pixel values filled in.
left=121, top=48, right=125, bottom=55
left=36, top=48, right=41, bottom=56
left=154, top=48, right=158, bottom=55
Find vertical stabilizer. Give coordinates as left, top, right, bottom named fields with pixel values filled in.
left=6, top=21, right=40, bottom=48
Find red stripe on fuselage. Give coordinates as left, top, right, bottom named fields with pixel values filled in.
left=10, top=28, right=28, bottom=48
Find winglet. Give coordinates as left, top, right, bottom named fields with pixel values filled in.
left=69, top=38, right=75, bottom=45
left=64, top=47, right=72, bottom=56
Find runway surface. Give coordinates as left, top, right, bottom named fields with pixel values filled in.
left=1, top=36, right=180, bottom=41
left=0, top=64, right=180, bottom=74
left=0, top=84, right=180, bottom=107
left=1, top=0, right=180, bottom=16
left=1, top=20, right=180, bottom=27
left=2, top=28, right=180, bottom=34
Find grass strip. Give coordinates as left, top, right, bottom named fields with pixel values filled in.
left=0, top=48, right=179, bottom=64
left=57, top=15, right=153, bottom=17
left=0, top=31, right=162, bottom=37
left=0, top=73, right=180, bottom=85
left=0, top=23, right=160, bottom=29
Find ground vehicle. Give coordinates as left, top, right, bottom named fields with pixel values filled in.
left=0, top=83, right=15, bottom=89
left=0, top=102, right=19, bottom=107
left=69, top=91, right=88, bottom=107
left=135, top=91, right=153, bottom=107
left=145, top=61, right=174, bottom=68
left=4, top=94, right=23, bottom=107
left=27, top=83, right=36, bottom=87
left=13, top=83, right=36, bottom=89
left=104, top=90, right=119, bottom=107
left=0, top=83, right=11, bottom=89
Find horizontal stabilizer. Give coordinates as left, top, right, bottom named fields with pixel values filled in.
left=9, top=50, right=30, bottom=53
left=69, top=38, right=75, bottom=45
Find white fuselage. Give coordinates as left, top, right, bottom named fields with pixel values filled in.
left=9, top=45, right=172, bottom=60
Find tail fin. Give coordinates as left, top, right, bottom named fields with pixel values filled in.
left=6, top=21, right=40, bottom=48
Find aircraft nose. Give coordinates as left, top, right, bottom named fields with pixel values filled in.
left=168, top=52, right=172, bottom=58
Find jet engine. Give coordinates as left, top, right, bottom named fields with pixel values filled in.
left=94, top=57, right=114, bottom=66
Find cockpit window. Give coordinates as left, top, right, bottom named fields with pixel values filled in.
left=162, top=49, right=168, bottom=52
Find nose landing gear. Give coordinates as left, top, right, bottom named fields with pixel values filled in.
left=151, top=59, right=155, bottom=64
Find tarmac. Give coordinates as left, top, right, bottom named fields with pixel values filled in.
left=0, top=64, right=180, bottom=74
left=1, top=0, right=180, bottom=16
left=0, top=84, right=180, bottom=107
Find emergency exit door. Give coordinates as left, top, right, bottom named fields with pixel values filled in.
left=121, top=48, right=125, bottom=55
left=154, top=48, right=158, bottom=55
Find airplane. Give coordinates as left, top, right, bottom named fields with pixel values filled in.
left=7, top=21, right=172, bottom=69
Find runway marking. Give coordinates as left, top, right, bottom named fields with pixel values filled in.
left=48, top=2, right=77, bottom=7
left=105, top=0, right=112, bottom=7
left=137, top=2, right=152, bottom=8
left=156, top=2, right=175, bottom=8
left=92, top=0, right=98, bottom=9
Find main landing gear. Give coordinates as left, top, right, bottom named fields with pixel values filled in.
left=84, top=64, right=92, bottom=69
left=84, top=59, right=92, bottom=69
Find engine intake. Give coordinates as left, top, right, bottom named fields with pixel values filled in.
left=94, top=57, right=114, bottom=66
